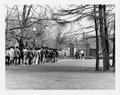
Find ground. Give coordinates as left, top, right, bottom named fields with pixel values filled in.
left=6, top=59, right=115, bottom=90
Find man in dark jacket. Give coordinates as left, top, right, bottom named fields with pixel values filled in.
left=27, top=48, right=34, bottom=65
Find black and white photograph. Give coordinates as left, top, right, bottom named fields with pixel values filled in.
left=0, top=0, right=120, bottom=95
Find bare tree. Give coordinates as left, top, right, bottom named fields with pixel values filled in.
left=55, top=24, right=67, bottom=49
left=99, top=5, right=110, bottom=71
left=5, top=5, right=53, bottom=49
left=53, top=4, right=115, bottom=71
left=93, top=5, right=99, bottom=71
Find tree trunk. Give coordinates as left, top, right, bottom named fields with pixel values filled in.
left=32, top=38, right=36, bottom=49
left=19, top=5, right=27, bottom=50
left=112, top=18, right=115, bottom=67
left=112, top=32, right=115, bottom=67
left=18, top=38, right=24, bottom=50
left=94, top=5, right=99, bottom=71
left=99, top=5, right=109, bottom=71
left=103, top=5, right=110, bottom=70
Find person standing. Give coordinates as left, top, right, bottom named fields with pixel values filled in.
left=81, top=50, right=84, bottom=59
left=27, top=48, right=33, bottom=65
left=14, top=47, right=20, bottom=66
left=64, top=52, right=67, bottom=58
left=9, top=47, right=14, bottom=65
left=5, top=48, right=10, bottom=65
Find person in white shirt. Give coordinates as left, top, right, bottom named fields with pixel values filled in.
left=5, top=48, right=10, bottom=65
left=80, top=50, right=84, bottom=59
left=9, top=47, right=14, bottom=64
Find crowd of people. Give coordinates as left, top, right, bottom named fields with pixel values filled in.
left=5, top=46, right=59, bottom=66
left=75, top=50, right=85, bottom=59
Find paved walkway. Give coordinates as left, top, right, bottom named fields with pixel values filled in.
left=6, top=59, right=115, bottom=89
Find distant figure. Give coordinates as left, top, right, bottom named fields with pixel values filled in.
left=5, top=48, right=10, bottom=65
left=33, top=47, right=39, bottom=65
left=81, top=50, right=84, bottom=59
left=64, top=52, right=67, bottom=58
left=27, top=48, right=34, bottom=65
left=54, top=49, right=58, bottom=62
left=19, top=49, right=24, bottom=65
left=75, top=51, right=79, bottom=59
left=40, top=48, right=46, bottom=64
left=23, top=48, right=28, bottom=65
left=14, top=47, right=20, bottom=66
left=9, top=47, right=14, bottom=65
left=51, top=49, right=56, bottom=62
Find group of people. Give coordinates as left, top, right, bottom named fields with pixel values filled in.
left=75, top=50, right=85, bottom=59
left=5, top=46, right=59, bottom=66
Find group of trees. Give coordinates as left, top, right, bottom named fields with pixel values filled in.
left=6, top=5, right=70, bottom=49
left=53, top=4, right=115, bottom=71
left=5, top=4, right=115, bottom=71
left=94, top=5, right=110, bottom=71
left=93, top=5, right=115, bottom=71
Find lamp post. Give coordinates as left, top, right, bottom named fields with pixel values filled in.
left=33, top=26, right=36, bottom=48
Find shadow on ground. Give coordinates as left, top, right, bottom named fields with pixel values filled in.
left=6, top=65, right=114, bottom=73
